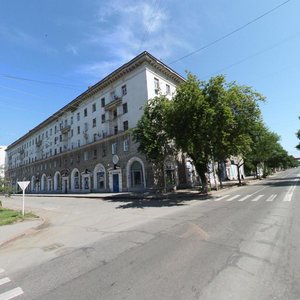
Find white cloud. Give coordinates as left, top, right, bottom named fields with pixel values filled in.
left=74, top=0, right=195, bottom=79
left=67, top=44, right=79, bottom=56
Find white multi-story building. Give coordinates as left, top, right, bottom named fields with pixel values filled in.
left=0, top=146, right=7, bottom=179
left=6, top=52, right=187, bottom=193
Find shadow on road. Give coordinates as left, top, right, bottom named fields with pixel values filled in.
left=262, top=177, right=299, bottom=188
left=107, top=192, right=211, bottom=209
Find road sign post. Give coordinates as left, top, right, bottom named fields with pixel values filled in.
left=17, top=181, right=30, bottom=216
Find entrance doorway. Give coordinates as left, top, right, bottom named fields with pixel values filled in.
left=113, top=174, right=119, bottom=192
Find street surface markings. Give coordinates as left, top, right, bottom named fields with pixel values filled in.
left=226, top=195, right=240, bottom=201
left=0, top=269, right=24, bottom=300
left=251, top=195, right=264, bottom=202
left=238, top=195, right=252, bottom=202
left=266, top=194, right=277, bottom=202
left=214, top=195, right=230, bottom=201
left=0, top=287, right=24, bottom=300
left=0, top=278, right=11, bottom=286
left=283, top=178, right=299, bottom=202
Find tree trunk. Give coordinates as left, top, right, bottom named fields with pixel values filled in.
left=217, top=161, right=223, bottom=189
left=194, top=161, right=208, bottom=193
left=237, top=164, right=242, bottom=185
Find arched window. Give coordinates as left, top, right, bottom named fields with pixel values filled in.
left=74, top=171, right=79, bottom=189
left=131, top=161, right=144, bottom=187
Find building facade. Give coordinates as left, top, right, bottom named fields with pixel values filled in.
left=0, top=146, right=7, bottom=179
left=5, top=52, right=187, bottom=193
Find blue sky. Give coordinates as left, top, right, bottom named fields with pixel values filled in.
left=0, top=0, right=299, bottom=157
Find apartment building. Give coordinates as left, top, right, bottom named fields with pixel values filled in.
left=5, top=52, right=186, bottom=193
left=0, top=146, right=7, bottom=179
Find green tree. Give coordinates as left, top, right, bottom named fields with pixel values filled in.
left=166, top=73, right=214, bottom=191
left=199, top=75, right=264, bottom=186
left=296, top=116, right=300, bottom=150
left=132, top=95, right=174, bottom=191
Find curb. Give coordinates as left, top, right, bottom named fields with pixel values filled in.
left=0, top=216, right=47, bottom=248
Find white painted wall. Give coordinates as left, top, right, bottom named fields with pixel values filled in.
left=0, top=146, right=7, bottom=178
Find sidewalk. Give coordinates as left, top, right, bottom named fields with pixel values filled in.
left=0, top=219, right=43, bottom=247
left=0, top=176, right=261, bottom=248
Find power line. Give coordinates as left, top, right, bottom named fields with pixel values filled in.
left=0, top=74, right=86, bottom=90
left=203, top=31, right=300, bottom=79
left=169, top=0, right=293, bottom=65
left=138, top=0, right=162, bottom=52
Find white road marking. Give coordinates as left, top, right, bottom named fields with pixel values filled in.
left=251, top=195, right=264, bottom=202
left=238, top=195, right=252, bottom=202
left=0, top=287, right=24, bottom=300
left=226, top=195, right=240, bottom=201
left=0, top=269, right=4, bottom=274
left=214, top=195, right=230, bottom=201
left=283, top=178, right=299, bottom=202
left=0, top=278, right=10, bottom=286
left=266, top=194, right=277, bottom=202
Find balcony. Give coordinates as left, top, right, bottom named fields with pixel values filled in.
left=61, top=125, right=71, bottom=134
left=36, top=140, right=42, bottom=147
left=104, top=95, right=122, bottom=111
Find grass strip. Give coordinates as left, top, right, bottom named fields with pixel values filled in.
left=0, top=207, right=38, bottom=226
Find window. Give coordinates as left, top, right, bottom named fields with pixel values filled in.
left=123, top=139, right=129, bottom=152
left=97, top=171, right=105, bottom=189
left=92, top=118, right=96, bottom=128
left=74, top=171, right=79, bottom=189
left=166, top=84, right=171, bottom=95
left=92, top=103, right=96, bottom=112
left=55, top=126, right=57, bottom=134
left=112, top=142, right=117, bottom=155
left=123, top=120, right=128, bottom=131
left=101, top=114, right=106, bottom=123
left=110, top=90, right=116, bottom=100
left=93, top=133, right=97, bottom=142
left=84, top=151, right=88, bottom=161
left=131, top=161, right=144, bottom=187
left=50, top=128, right=52, bottom=136
left=123, top=103, right=128, bottom=114
left=70, top=129, right=74, bottom=137
left=122, top=84, right=127, bottom=96
left=93, top=149, right=97, bottom=159
left=70, top=116, right=73, bottom=125
left=101, top=97, right=105, bottom=107
left=77, top=126, right=80, bottom=134
left=102, top=146, right=106, bottom=157
left=77, top=140, right=81, bottom=147
left=114, top=125, right=118, bottom=135
left=113, top=109, right=117, bottom=119
left=77, top=112, right=80, bottom=121
left=154, top=77, right=159, bottom=94
left=59, top=135, right=62, bottom=142
left=64, top=119, right=68, bottom=126
left=84, top=122, right=88, bottom=131
left=46, top=131, right=48, bottom=138
left=84, top=108, right=88, bottom=117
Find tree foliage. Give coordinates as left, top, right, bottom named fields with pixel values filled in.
left=133, top=73, right=293, bottom=192
left=166, top=74, right=264, bottom=189
left=132, top=96, right=174, bottom=190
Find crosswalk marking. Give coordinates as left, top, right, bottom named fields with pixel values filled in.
left=251, top=195, right=264, bottom=202
left=238, top=195, right=252, bottom=202
left=226, top=195, right=240, bottom=201
left=214, top=195, right=230, bottom=201
left=0, top=278, right=11, bottom=286
left=266, top=194, right=277, bottom=202
left=0, top=287, right=24, bottom=300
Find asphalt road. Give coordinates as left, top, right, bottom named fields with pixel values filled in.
left=0, top=168, right=299, bottom=299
